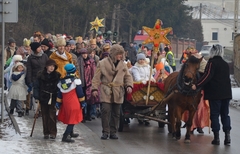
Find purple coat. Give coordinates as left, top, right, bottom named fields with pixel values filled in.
left=78, top=56, right=99, bottom=104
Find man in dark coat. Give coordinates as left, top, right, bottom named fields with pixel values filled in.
left=26, top=42, right=49, bottom=99
left=192, top=44, right=232, bottom=146
left=125, top=42, right=137, bottom=65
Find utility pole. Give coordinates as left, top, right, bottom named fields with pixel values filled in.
left=234, top=0, right=239, bottom=36
left=199, top=3, right=202, bottom=20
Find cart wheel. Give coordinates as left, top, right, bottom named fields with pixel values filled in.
left=118, top=107, right=124, bottom=132
left=158, top=122, right=165, bottom=128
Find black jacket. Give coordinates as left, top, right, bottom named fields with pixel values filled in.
left=196, top=56, right=232, bottom=100
left=36, top=69, right=61, bottom=104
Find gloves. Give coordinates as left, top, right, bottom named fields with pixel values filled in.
left=55, top=102, right=61, bottom=109
left=81, top=101, right=87, bottom=109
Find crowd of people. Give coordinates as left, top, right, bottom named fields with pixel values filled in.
left=1, top=31, right=232, bottom=145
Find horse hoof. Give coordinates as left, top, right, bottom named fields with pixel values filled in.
left=176, top=137, right=181, bottom=140
left=184, top=139, right=191, bottom=143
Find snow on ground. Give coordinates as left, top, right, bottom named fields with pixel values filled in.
left=0, top=75, right=240, bottom=153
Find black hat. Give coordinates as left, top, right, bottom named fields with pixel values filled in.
left=30, top=42, right=41, bottom=52
left=45, top=59, right=58, bottom=70
left=41, top=38, right=51, bottom=48
left=164, top=47, right=169, bottom=52
left=8, top=38, right=16, bottom=44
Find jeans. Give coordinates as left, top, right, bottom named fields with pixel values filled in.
left=64, top=124, right=74, bottom=135
left=209, top=99, right=231, bottom=132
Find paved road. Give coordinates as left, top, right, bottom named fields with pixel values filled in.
left=84, top=106, right=239, bottom=154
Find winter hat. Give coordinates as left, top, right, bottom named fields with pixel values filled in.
left=45, top=59, right=58, bottom=69
left=164, top=47, right=169, bottom=52
left=102, top=52, right=109, bottom=58
left=41, top=38, right=51, bottom=48
left=109, top=44, right=125, bottom=63
left=14, top=62, right=24, bottom=69
left=69, top=40, right=76, bottom=45
left=12, top=55, right=23, bottom=62
left=155, top=62, right=164, bottom=71
left=79, top=48, right=88, bottom=54
left=8, top=38, right=16, bottom=44
left=30, top=42, right=41, bottom=52
left=64, top=63, right=76, bottom=74
left=210, top=44, right=224, bottom=58
left=56, top=37, right=66, bottom=47
left=137, top=53, right=146, bottom=61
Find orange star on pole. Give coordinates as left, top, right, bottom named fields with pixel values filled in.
left=142, top=19, right=172, bottom=52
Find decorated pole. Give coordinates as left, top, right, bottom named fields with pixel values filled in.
left=90, top=16, right=104, bottom=38
left=142, top=19, right=172, bottom=105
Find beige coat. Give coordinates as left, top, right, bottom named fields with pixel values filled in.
left=91, top=57, right=133, bottom=104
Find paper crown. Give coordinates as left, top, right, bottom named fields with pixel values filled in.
left=75, top=36, right=83, bottom=42
left=90, top=39, right=97, bottom=44
left=23, top=38, right=31, bottom=47
left=90, top=38, right=96, bottom=45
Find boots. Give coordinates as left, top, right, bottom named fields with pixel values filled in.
left=62, top=134, right=75, bottom=143
left=10, top=109, right=14, bottom=115
left=211, top=132, right=220, bottom=145
left=25, top=109, right=29, bottom=116
left=224, top=130, right=231, bottom=145
left=70, top=131, right=79, bottom=138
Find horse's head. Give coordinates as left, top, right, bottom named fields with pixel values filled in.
left=182, top=56, right=202, bottom=86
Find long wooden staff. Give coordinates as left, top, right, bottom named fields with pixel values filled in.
left=30, top=101, right=41, bottom=137
left=146, top=53, right=155, bottom=105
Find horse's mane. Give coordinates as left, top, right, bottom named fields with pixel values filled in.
left=187, top=56, right=200, bottom=64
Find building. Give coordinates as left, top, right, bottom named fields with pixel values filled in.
left=184, top=0, right=240, bottom=48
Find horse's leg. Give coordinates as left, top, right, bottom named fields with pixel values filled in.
left=175, top=108, right=182, bottom=140
left=168, top=107, right=177, bottom=139
left=185, top=110, right=196, bottom=143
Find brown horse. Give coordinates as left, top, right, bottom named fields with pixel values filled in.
left=163, top=56, right=203, bottom=143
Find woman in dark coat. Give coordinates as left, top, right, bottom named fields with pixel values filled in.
left=35, top=59, right=60, bottom=139
left=77, top=48, right=97, bottom=121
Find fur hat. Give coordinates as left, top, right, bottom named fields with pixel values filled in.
left=41, top=38, right=51, bottom=48
left=210, top=44, right=224, bottom=58
left=23, top=38, right=31, bottom=47
left=30, top=42, right=41, bottom=51
left=45, top=59, right=58, bottom=70
left=12, top=55, right=23, bottom=62
left=56, top=37, right=66, bottom=47
left=137, top=53, right=146, bottom=61
left=14, top=62, right=24, bottom=69
left=69, top=40, right=76, bottom=45
left=90, top=39, right=96, bottom=45
left=109, top=44, right=125, bottom=63
left=64, top=63, right=76, bottom=74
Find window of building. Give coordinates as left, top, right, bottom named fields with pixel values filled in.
left=212, top=32, right=218, bottom=40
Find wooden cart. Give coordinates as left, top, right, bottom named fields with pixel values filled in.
left=118, top=82, right=169, bottom=132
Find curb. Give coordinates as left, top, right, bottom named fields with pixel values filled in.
left=3, top=94, right=21, bottom=135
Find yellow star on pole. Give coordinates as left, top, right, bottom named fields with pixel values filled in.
left=90, top=17, right=104, bottom=32
left=142, top=19, right=172, bottom=52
